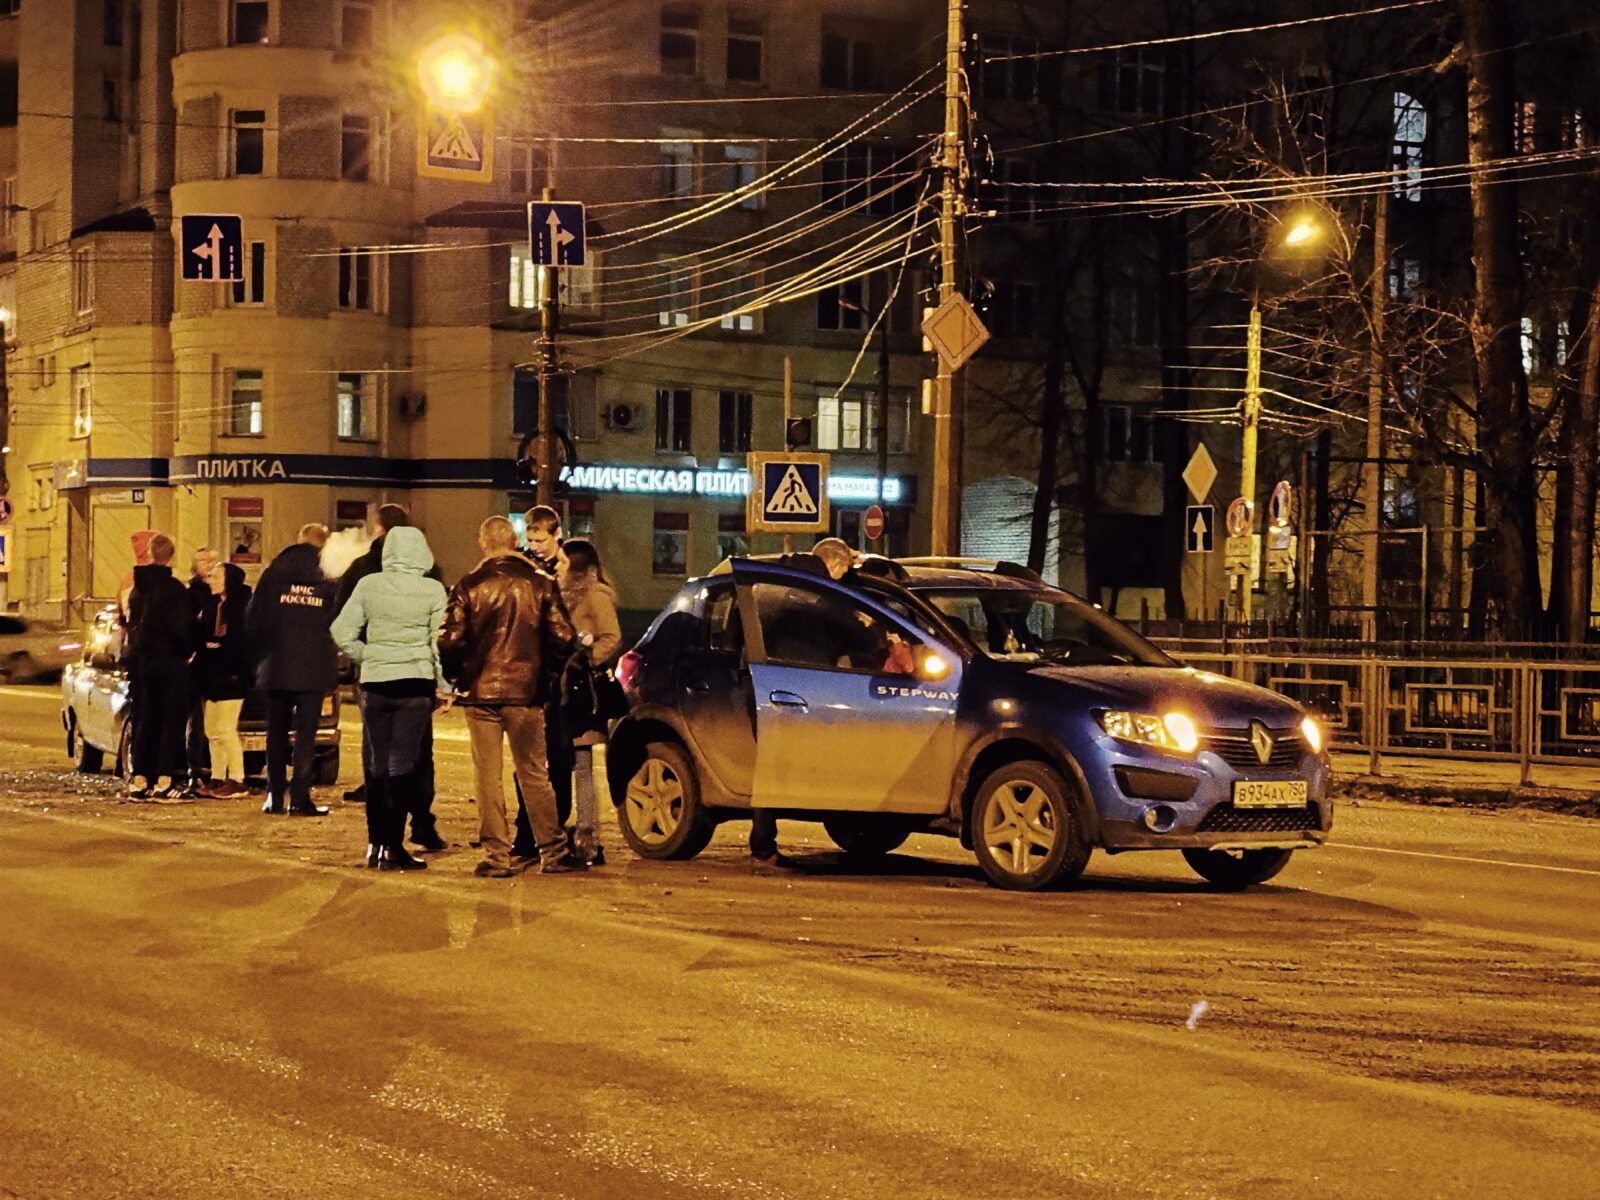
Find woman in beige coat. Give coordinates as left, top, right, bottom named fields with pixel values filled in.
left=560, top=539, right=622, bottom=864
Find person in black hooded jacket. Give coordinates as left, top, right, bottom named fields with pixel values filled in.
left=246, top=524, right=337, bottom=816
left=124, top=533, right=193, bottom=799
left=192, top=561, right=253, bottom=797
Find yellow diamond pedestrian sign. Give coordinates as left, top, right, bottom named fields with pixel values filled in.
left=418, top=104, right=494, bottom=183
left=922, top=293, right=991, bottom=372
left=747, top=452, right=830, bottom=534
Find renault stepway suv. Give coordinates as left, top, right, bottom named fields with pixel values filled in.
left=607, top=556, right=1331, bottom=891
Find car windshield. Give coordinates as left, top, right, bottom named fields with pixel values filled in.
left=918, top=585, right=1174, bottom=668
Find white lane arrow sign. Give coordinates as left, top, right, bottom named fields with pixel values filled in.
left=191, top=224, right=226, bottom=281
left=546, top=210, right=576, bottom=255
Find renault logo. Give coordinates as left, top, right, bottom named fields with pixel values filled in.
left=1250, top=721, right=1274, bottom=765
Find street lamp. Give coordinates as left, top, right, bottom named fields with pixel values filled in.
left=1238, top=212, right=1329, bottom=622
left=416, top=33, right=495, bottom=113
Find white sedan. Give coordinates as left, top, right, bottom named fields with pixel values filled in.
left=0, top=614, right=84, bottom=683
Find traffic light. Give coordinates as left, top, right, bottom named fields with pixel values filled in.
left=785, top=417, right=812, bottom=449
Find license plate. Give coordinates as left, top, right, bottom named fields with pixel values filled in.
left=1232, top=779, right=1308, bottom=808
left=241, top=734, right=267, bottom=752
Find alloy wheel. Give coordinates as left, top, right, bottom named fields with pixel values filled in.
left=625, top=757, right=685, bottom=847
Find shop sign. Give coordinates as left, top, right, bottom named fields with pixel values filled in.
left=226, top=497, right=265, bottom=565
left=559, top=462, right=905, bottom=504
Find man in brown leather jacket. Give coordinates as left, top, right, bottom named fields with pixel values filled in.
left=439, top=516, right=578, bottom=876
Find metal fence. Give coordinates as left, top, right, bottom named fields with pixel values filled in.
left=1153, top=644, right=1600, bottom=785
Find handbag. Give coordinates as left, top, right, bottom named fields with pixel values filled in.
left=562, top=653, right=629, bottom=737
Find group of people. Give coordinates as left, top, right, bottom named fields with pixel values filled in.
left=120, top=503, right=623, bottom=878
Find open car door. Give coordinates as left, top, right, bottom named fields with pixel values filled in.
left=730, top=560, right=961, bottom=814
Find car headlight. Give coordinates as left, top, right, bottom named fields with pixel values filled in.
left=1300, top=716, right=1324, bottom=754
left=1097, top=709, right=1201, bottom=755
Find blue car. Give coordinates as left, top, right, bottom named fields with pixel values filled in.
left=607, top=556, right=1331, bottom=891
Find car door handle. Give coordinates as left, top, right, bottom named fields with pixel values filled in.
left=768, top=690, right=808, bottom=710
left=683, top=676, right=713, bottom=692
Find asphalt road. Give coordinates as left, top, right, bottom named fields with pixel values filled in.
left=1, top=683, right=1597, bottom=1198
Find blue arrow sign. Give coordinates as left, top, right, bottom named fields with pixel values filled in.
left=529, top=201, right=587, bottom=267
left=1186, top=504, right=1215, bottom=553
left=0, top=526, right=11, bottom=573
left=179, top=215, right=243, bottom=282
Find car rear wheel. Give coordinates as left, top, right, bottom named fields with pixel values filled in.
left=971, top=762, right=1090, bottom=891
left=5, top=652, right=37, bottom=683
left=115, top=719, right=132, bottom=778
left=313, top=750, right=341, bottom=788
left=71, top=718, right=104, bottom=774
left=822, top=815, right=911, bottom=858
left=618, top=742, right=715, bottom=861
left=1182, top=847, right=1294, bottom=889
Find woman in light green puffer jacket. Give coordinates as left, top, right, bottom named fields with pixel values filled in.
left=331, top=525, right=448, bottom=872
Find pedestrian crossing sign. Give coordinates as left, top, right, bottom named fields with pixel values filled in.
left=417, top=104, right=494, bottom=182
left=747, top=452, right=830, bottom=533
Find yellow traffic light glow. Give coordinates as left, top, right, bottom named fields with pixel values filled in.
left=417, top=34, right=494, bottom=113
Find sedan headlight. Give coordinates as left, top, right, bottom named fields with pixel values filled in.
left=1098, top=709, right=1201, bottom=755
left=1300, top=716, right=1324, bottom=754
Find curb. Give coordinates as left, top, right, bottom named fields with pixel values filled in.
left=1336, top=775, right=1600, bottom=819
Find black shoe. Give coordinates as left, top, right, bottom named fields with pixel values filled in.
left=261, top=795, right=286, bottom=815
left=364, top=843, right=381, bottom=869
left=540, top=856, right=586, bottom=875
left=343, top=784, right=366, bottom=802
left=509, top=843, right=539, bottom=861
left=473, top=861, right=517, bottom=878
left=287, top=802, right=330, bottom=817
left=411, top=831, right=448, bottom=853
left=582, top=845, right=607, bottom=867
left=378, top=846, right=427, bottom=872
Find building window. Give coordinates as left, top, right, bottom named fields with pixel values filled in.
left=102, top=78, right=120, bottom=121
left=71, top=365, right=91, bottom=438
left=72, top=248, right=94, bottom=315
left=37, top=356, right=56, bottom=388
left=338, top=246, right=377, bottom=310
left=992, top=158, right=1038, bottom=222
left=340, top=113, right=371, bottom=181
left=721, top=143, right=762, bottom=209
left=227, top=369, right=264, bottom=436
left=653, top=511, right=689, bottom=575
left=816, top=391, right=910, bottom=454
left=988, top=281, right=1037, bottom=339
left=716, top=512, right=748, bottom=560
left=977, top=35, right=1059, bottom=103
left=104, top=0, right=122, bottom=45
left=820, top=143, right=916, bottom=214
left=1096, top=48, right=1164, bottom=115
left=229, top=240, right=267, bottom=306
left=719, top=266, right=760, bottom=332
left=508, top=143, right=548, bottom=197
left=726, top=12, right=762, bottom=83
left=1393, top=91, right=1427, bottom=202
left=509, top=247, right=538, bottom=310
left=337, top=372, right=375, bottom=440
left=821, top=34, right=876, bottom=90
left=233, top=0, right=269, bottom=45
left=660, top=6, right=698, bottom=76
left=659, top=140, right=695, bottom=198
left=231, top=109, right=265, bottom=176
left=1110, top=285, right=1158, bottom=347
left=339, top=0, right=374, bottom=53
left=1101, top=404, right=1159, bottom=463
left=817, top=278, right=866, bottom=330
left=1387, top=254, right=1422, bottom=303
left=718, top=390, right=753, bottom=453
left=655, top=386, right=692, bottom=452
left=1, top=177, right=14, bottom=238
left=658, top=267, right=693, bottom=326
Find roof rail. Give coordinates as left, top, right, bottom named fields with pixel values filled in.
left=896, top=556, right=1044, bottom=583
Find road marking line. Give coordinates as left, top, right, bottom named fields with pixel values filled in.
left=0, top=686, right=60, bottom=700
left=1335, top=842, right=1600, bottom=877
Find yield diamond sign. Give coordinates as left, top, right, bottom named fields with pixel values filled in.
left=529, top=201, right=587, bottom=267
left=1185, top=504, right=1214, bottom=553
left=417, top=104, right=493, bottom=182
left=747, top=452, right=830, bottom=534
left=179, top=214, right=243, bottom=282
left=1182, top=442, right=1218, bottom=503
left=921, top=293, right=990, bottom=372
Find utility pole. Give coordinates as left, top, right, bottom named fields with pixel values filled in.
left=535, top=184, right=562, bottom=507
left=928, top=0, right=966, bottom=556
left=1239, top=299, right=1262, bottom=621
left=876, top=290, right=891, bottom=552
left=0, top=315, right=9, bottom=498
left=1360, top=186, right=1388, bottom=642
left=782, top=356, right=794, bottom=555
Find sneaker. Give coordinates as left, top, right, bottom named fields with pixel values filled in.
left=127, top=775, right=151, bottom=800
left=749, top=852, right=793, bottom=872
left=152, top=776, right=174, bottom=797
left=473, top=861, right=517, bottom=879
left=538, top=856, right=585, bottom=875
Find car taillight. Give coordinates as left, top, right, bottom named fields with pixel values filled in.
left=616, top=650, right=642, bottom=694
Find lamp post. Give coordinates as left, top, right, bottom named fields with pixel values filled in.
left=1238, top=214, right=1324, bottom=622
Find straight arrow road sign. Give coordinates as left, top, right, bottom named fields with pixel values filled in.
left=530, top=201, right=587, bottom=267
left=1186, top=504, right=1215, bottom=553
left=179, top=214, right=243, bottom=282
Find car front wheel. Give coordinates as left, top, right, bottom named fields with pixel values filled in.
left=617, top=742, right=715, bottom=861
left=1182, top=847, right=1294, bottom=889
left=971, top=762, right=1090, bottom=891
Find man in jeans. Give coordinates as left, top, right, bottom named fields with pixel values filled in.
left=440, top=516, right=577, bottom=877
left=245, top=523, right=336, bottom=817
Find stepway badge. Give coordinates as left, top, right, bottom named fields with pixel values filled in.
left=747, top=452, right=830, bottom=533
